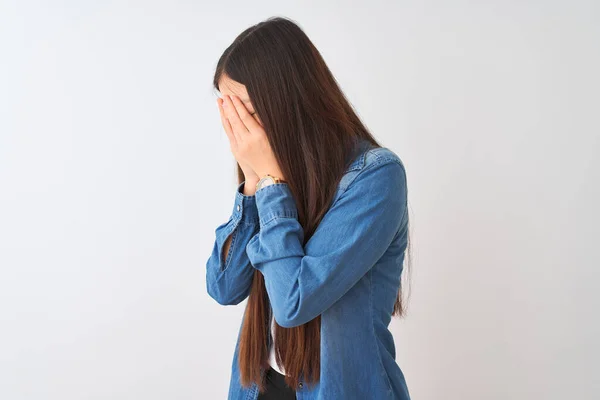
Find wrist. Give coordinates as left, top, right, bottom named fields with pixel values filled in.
left=255, top=168, right=286, bottom=182
left=242, top=178, right=259, bottom=196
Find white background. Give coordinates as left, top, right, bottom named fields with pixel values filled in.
left=1, top=1, right=598, bottom=399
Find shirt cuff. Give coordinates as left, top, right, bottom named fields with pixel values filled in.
left=255, top=183, right=299, bottom=227
left=233, top=181, right=259, bottom=224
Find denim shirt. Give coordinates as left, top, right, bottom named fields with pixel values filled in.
left=206, top=139, right=411, bottom=400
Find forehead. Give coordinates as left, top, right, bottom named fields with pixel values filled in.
left=217, top=75, right=249, bottom=99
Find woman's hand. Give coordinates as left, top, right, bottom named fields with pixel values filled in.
left=218, top=94, right=285, bottom=181
left=217, top=96, right=257, bottom=183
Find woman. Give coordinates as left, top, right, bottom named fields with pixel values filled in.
left=205, top=16, right=411, bottom=400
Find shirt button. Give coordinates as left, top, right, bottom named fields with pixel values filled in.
left=236, top=204, right=241, bottom=211
left=298, top=382, right=303, bottom=388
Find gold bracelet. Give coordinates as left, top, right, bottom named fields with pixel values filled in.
left=256, top=174, right=287, bottom=191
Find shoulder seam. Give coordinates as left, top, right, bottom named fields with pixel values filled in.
left=368, top=148, right=405, bottom=167
left=343, top=156, right=406, bottom=196
left=361, top=154, right=405, bottom=177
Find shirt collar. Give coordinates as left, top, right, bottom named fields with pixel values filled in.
left=344, top=138, right=372, bottom=172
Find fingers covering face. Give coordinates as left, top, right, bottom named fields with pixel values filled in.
left=221, top=95, right=248, bottom=139
left=229, top=95, right=261, bottom=132
left=217, top=97, right=237, bottom=145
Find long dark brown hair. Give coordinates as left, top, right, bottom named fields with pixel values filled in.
left=212, top=16, right=412, bottom=393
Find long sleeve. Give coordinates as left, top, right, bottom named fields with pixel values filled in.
left=206, top=181, right=260, bottom=305
left=245, top=158, right=408, bottom=328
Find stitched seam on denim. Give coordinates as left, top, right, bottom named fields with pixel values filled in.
left=260, top=211, right=298, bottom=229
left=369, top=269, right=394, bottom=395
left=336, top=157, right=405, bottom=209
left=236, top=199, right=259, bottom=225
left=255, top=183, right=297, bottom=227
left=371, top=153, right=404, bottom=169
left=376, top=156, right=408, bottom=232
left=222, top=220, right=240, bottom=273
left=255, top=182, right=290, bottom=195
left=238, top=193, right=256, bottom=200
left=345, top=150, right=366, bottom=172
left=376, top=157, right=408, bottom=230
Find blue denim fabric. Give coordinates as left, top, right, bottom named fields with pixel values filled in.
left=206, top=139, right=411, bottom=400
